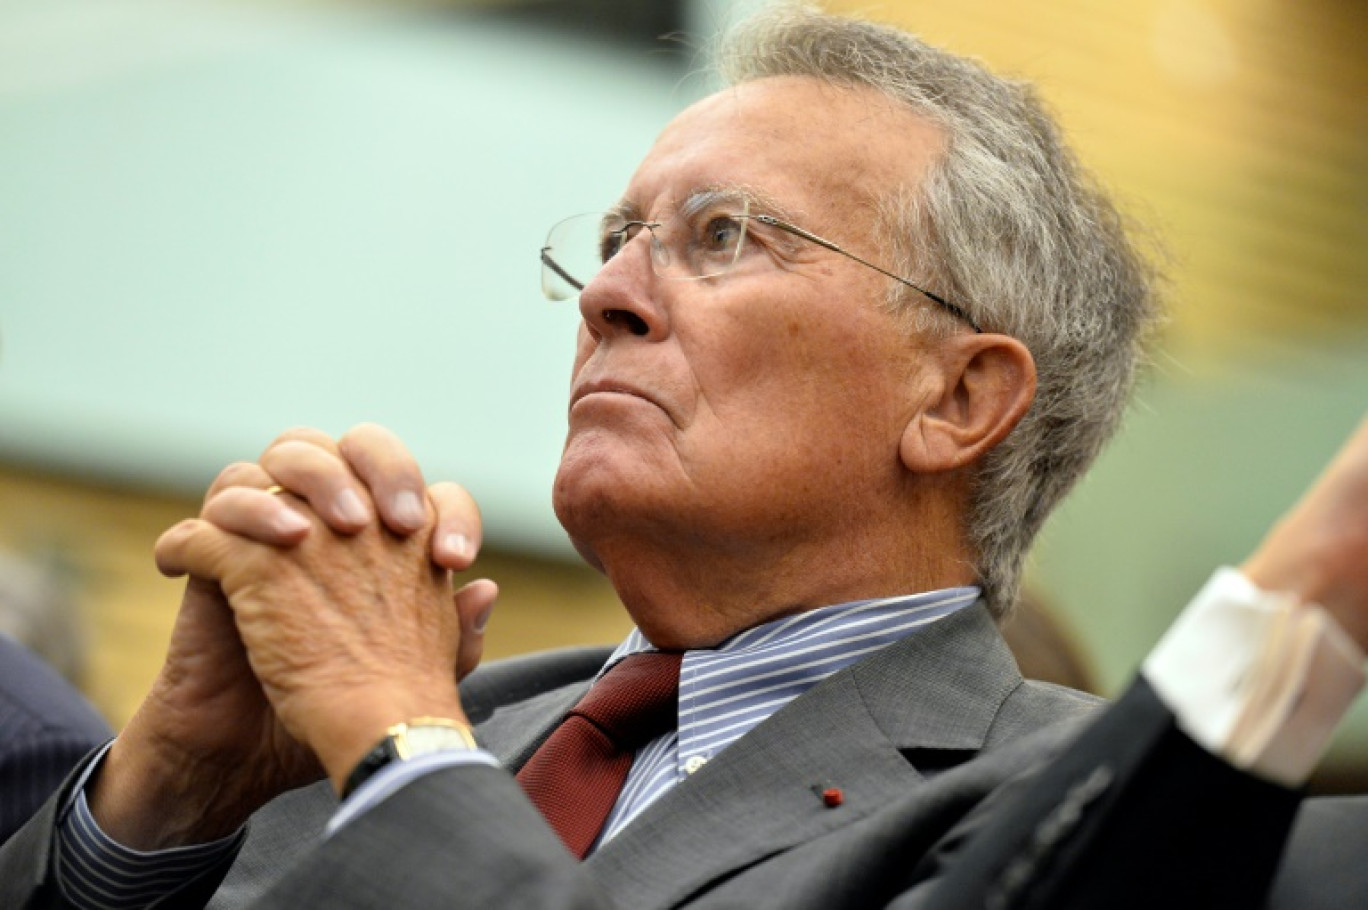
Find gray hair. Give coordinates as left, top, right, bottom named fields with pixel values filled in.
left=717, top=4, right=1162, bottom=618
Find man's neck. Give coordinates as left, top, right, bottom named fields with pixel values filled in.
left=589, top=514, right=976, bottom=651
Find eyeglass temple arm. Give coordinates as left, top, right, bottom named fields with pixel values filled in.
left=752, top=215, right=981, bottom=332
left=541, top=247, right=585, bottom=292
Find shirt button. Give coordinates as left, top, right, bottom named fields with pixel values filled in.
left=684, top=755, right=709, bottom=775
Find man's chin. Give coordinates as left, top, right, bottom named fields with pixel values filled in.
left=551, top=467, right=607, bottom=574
left=552, top=445, right=690, bottom=572
left=567, top=535, right=604, bottom=573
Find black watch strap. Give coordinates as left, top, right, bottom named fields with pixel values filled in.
left=342, top=738, right=397, bottom=800
left=341, top=718, right=478, bottom=800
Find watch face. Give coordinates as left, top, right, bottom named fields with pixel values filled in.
left=400, top=725, right=476, bottom=758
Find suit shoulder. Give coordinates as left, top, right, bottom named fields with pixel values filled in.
left=985, top=679, right=1106, bottom=748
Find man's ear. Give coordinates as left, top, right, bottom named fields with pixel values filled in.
left=900, top=333, right=1036, bottom=474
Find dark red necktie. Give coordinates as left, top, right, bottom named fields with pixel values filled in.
left=516, top=651, right=683, bottom=858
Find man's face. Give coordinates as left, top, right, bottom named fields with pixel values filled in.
left=553, top=77, right=948, bottom=612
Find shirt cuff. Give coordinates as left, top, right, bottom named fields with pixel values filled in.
left=55, top=745, right=242, bottom=910
left=1144, top=567, right=1366, bottom=786
left=326, top=747, right=501, bottom=836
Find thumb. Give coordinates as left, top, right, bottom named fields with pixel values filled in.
left=453, top=578, right=497, bottom=681
left=155, top=518, right=249, bottom=585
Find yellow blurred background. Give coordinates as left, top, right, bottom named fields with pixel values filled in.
left=829, top=0, right=1367, bottom=358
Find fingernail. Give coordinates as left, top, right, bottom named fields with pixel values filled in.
left=335, top=489, right=370, bottom=526
left=474, top=603, right=494, bottom=633
left=273, top=507, right=311, bottom=536
left=444, top=532, right=474, bottom=562
left=393, top=490, right=426, bottom=529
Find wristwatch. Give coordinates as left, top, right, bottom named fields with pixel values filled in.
left=342, top=717, right=479, bottom=799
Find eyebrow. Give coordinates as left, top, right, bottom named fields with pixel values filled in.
left=609, top=185, right=802, bottom=225
left=606, top=198, right=641, bottom=222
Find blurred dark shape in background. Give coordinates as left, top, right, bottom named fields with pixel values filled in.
left=0, top=549, right=90, bottom=689
left=463, top=0, right=687, bottom=46
left=0, top=549, right=112, bottom=843
left=1003, top=589, right=1099, bottom=695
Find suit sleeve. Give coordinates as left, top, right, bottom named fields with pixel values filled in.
left=0, top=752, right=245, bottom=910
left=251, top=763, right=612, bottom=910
left=914, top=677, right=1302, bottom=910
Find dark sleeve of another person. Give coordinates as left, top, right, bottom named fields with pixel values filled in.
left=916, top=676, right=1305, bottom=910
left=0, top=636, right=113, bottom=844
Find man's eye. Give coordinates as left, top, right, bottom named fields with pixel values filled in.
left=599, top=229, right=628, bottom=263
left=700, top=215, right=744, bottom=253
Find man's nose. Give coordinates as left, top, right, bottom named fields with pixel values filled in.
left=577, top=231, right=669, bottom=342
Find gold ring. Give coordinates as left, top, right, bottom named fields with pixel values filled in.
left=265, top=484, right=286, bottom=496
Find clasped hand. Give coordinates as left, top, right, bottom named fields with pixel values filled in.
left=91, top=425, right=495, bottom=850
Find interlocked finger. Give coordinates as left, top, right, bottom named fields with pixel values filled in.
left=429, top=481, right=484, bottom=571
left=339, top=424, right=429, bottom=535
left=155, top=518, right=248, bottom=582
left=265, top=426, right=343, bottom=458
left=260, top=439, right=374, bottom=534
left=453, top=578, right=497, bottom=680
left=202, top=486, right=313, bottom=547
left=204, top=462, right=276, bottom=503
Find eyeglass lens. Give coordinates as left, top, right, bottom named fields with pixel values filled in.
left=541, top=201, right=755, bottom=301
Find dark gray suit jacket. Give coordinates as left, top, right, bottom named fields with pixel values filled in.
left=1, top=604, right=1359, bottom=908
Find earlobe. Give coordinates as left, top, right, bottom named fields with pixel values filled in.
left=899, top=335, right=1036, bottom=474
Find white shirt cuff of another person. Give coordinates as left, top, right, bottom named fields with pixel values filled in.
left=326, top=748, right=500, bottom=835
left=1144, top=567, right=1366, bottom=787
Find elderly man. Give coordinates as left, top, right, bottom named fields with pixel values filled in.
left=3, top=7, right=1366, bottom=909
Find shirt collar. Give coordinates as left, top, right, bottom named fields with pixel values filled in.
left=602, top=587, right=981, bottom=772
left=605, top=587, right=982, bottom=668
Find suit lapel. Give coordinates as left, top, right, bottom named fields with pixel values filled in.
left=475, top=678, right=590, bottom=769
left=585, top=602, right=1022, bottom=910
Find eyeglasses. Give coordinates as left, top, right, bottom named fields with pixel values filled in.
left=539, top=199, right=981, bottom=333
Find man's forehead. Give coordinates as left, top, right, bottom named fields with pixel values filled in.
left=619, top=77, right=944, bottom=222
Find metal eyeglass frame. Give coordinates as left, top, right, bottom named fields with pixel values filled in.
left=748, top=213, right=981, bottom=333
left=540, top=211, right=982, bottom=334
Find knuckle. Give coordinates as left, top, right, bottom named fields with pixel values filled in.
left=339, top=423, right=397, bottom=461
left=215, top=461, right=260, bottom=481
left=431, top=479, right=468, bottom=498
left=341, top=422, right=402, bottom=458
left=159, top=517, right=201, bottom=546
left=336, top=431, right=373, bottom=469
left=267, top=426, right=338, bottom=453
left=344, top=421, right=389, bottom=442
left=266, top=438, right=322, bottom=460
left=261, top=440, right=344, bottom=482
left=206, top=462, right=266, bottom=499
left=432, top=482, right=482, bottom=523
left=201, top=486, right=259, bottom=523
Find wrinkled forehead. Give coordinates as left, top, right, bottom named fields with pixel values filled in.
left=619, top=76, right=945, bottom=228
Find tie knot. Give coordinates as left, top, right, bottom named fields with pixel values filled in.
left=571, top=651, right=683, bottom=749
